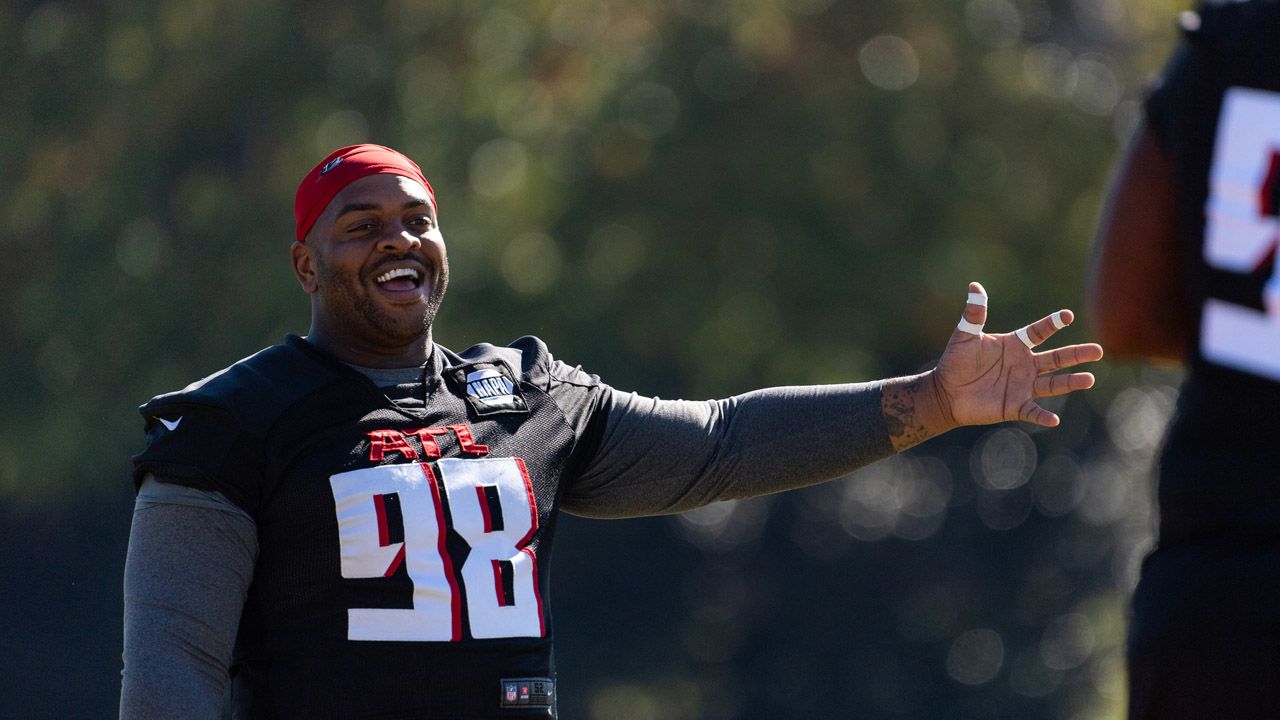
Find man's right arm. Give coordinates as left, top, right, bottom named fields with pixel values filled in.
left=120, top=476, right=258, bottom=720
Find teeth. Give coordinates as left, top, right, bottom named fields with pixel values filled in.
left=376, top=268, right=420, bottom=284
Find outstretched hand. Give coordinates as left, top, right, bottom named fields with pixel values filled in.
left=880, top=282, right=1104, bottom=452
left=934, top=281, right=1103, bottom=428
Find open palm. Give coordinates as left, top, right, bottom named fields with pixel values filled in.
left=934, top=282, right=1104, bottom=428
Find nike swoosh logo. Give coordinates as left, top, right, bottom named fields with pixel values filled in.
left=159, top=417, right=183, bottom=431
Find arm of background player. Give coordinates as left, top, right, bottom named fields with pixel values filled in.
left=119, top=476, right=257, bottom=720
left=1088, top=121, right=1189, bottom=363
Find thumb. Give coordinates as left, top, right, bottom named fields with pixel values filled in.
left=956, top=281, right=988, bottom=336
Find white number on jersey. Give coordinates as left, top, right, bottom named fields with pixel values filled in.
left=1201, top=86, right=1280, bottom=380
left=329, top=457, right=544, bottom=641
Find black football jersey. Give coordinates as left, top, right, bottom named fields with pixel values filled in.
left=1145, top=0, right=1280, bottom=537
left=133, top=334, right=607, bottom=719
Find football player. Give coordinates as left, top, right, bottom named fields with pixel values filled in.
left=1090, top=1, right=1280, bottom=716
left=121, top=144, right=1102, bottom=719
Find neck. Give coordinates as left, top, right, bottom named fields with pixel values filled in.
left=305, top=321, right=433, bottom=369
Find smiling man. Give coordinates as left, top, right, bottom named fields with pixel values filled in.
left=294, top=149, right=448, bottom=363
left=120, top=144, right=1102, bottom=719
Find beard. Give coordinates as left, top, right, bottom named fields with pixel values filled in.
left=317, top=255, right=450, bottom=347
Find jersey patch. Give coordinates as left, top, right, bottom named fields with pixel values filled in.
left=448, top=362, right=529, bottom=416
left=500, top=678, right=554, bottom=709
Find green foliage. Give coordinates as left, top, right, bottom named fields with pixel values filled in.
left=2, top=0, right=1179, bottom=495
left=2, top=0, right=1189, bottom=716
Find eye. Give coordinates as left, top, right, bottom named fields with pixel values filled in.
left=407, top=215, right=436, bottom=231
left=347, top=220, right=377, bottom=234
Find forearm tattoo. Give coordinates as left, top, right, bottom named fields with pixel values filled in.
left=881, top=378, right=933, bottom=452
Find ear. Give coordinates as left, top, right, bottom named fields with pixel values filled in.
left=291, top=241, right=319, bottom=293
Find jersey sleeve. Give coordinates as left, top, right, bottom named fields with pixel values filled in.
left=1144, top=6, right=1208, bottom=151
left=132, top=397, right=265, bottom=517
left=1144, top=44, right=1190, bottom=151
left=544, top=357, right=609, bottom=439
left=1146, top=0, right=1265, bottom=149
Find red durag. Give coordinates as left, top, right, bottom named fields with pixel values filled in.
left=293, top=144, right=437, bottom=242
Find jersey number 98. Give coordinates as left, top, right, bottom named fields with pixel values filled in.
left=329, top=457, right=544, bottom=641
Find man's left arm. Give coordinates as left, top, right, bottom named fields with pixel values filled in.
left=561, top=380, right=892, bottom=518
left=561, top=283, right=1101, bottom=518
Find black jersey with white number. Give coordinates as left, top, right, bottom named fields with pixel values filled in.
left=133, top=334, right=607, bottom=719
left=1146, top=0, right=1280, bottom=538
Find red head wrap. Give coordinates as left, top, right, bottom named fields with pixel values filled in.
left=293, top=144, right=437, bottom=242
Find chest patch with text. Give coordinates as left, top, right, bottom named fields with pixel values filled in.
left=451, top=364, right=528, bottom=416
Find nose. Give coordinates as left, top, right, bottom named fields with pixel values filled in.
left=378, top=223, right=422, bottom=253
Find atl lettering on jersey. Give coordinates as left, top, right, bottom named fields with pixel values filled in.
left=365, top=423, right=490, bottom=461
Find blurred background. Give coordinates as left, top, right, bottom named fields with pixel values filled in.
left=1, top=0, right=1189, bottom=717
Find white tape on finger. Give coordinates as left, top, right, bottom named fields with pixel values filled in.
left=957, top=318, right=984, bottom=335
left=1016, top=326, right=1034, bottom=349
left=1051, top=311, right=1066, bottom=330
left=967, top=292, right=988, bottom=307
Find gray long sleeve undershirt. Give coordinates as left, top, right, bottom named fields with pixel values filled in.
left=120, top=478, right=257, bottom=720
left=564, top=382, right=892, bottom=517
left=120, top=381, right=891, bottom=718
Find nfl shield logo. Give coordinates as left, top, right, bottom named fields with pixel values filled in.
left=505, top=683, right=518, bottom=702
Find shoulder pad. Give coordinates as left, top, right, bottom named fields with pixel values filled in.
left=451, top=336, right=552, bottom=390
left=132, top=338, right=345, bottom=514
left=1185, top=0, right=1278, bottom=49
left=139, top=337, right=340, bottom=437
